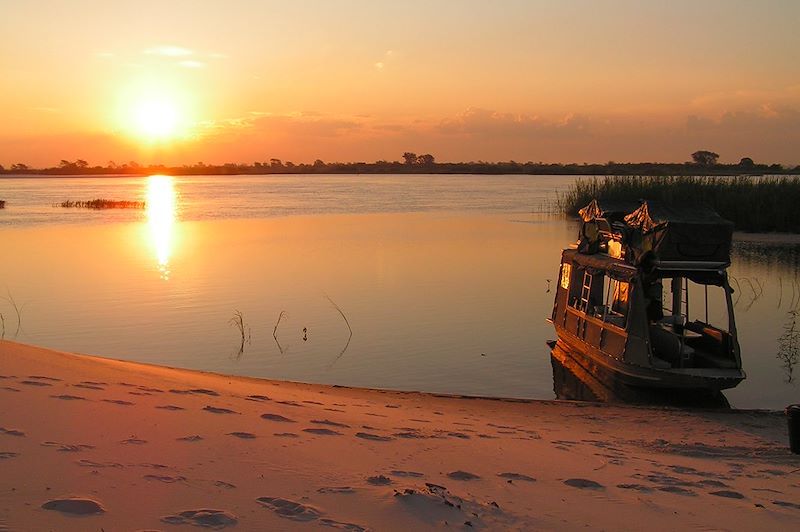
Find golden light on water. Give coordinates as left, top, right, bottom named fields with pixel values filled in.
left=146, top=175, right=177, bottom=279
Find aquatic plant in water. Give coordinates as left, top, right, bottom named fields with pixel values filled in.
left=57, top=199, right=146, bottom=209
left=229, top=310, right=251, bottom=358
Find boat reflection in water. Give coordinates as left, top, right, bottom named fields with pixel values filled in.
left=549, top=341, right=730, bottom=409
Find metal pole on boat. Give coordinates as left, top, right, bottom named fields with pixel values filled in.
left=671, top=277, right=682, bottom=318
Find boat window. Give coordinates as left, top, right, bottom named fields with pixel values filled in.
left=660, top=277, right=730, bottom=332
left=567, top=266, right=585, bottom=309
left=602, top=277, right=629, bottom=328
left=560, top=263, right=571, bottom=290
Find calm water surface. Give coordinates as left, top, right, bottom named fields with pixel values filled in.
left=0, top=174, right=797, bottom=409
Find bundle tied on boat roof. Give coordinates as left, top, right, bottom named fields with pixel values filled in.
left=623, top=200, right=733, bottom=265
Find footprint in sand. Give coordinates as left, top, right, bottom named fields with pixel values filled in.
left=170, top=388, right=220, bottom=397
left=274, top=432, right=299, bottom=438
left=162, top=509, right=237, bottom=528
left=276, top=400, right=304, bottom=407
left=246, top=395, right=271, bottom=402
left=41, top=498, right=104, bottom=515
left=564, top=478, right=604, bottom=489
left=617, top=483, right=654, bottom=492
left=0, top=451, right=20, bottom=459
left=447, top=432, right=470, bottom=439
left=102, top=399, right=135, bottom=406
left=355, top=432, right=393, bottom=442
left=311, top=419, right=350, bottom=428
left=0, top=427, right=25, bottom=437
left=710, top=490, right=745, bottom=499
left=177, top=435, right=203, bottom=442
left=773, top=500, right=800, bottom=510
left=258, top=497, right=367, bottom=531
left=144, top=474, right=187, bottom=483
left=317, top=486, right=356, bottom=494
left=50, top=394, right=87, bottom=401
left=256, top=497, right=321, bottom=522
left=303, top=428, right=342, bottom=436
left=393, top=431, right=426, bottom=439
left=76, top=459, right=123, bottom=468
left=261, top=413, right=296, bottom=423
left=303, top=400, right=324, bottom=405
left=121, top=437, right=147, bottom=445
left=140, top=462, right=169, bottom=470
left=448, top=471, right=481, bottom=481
left=72, top=383, right=105, bottom=391
left=658, top=486, right=697, bottom=496
left=138, top=386, right=164, bottom=393
left=390, top=470, right=424, bottom=478
left=367, top=475, right=392, bottom=486
left=498, top=472, right=536, bottom=482
left=215, top=480, right=236, bottom=489
left=156, top=405, right=185, bottom=411
left=28, top=375, right=62, bottom=382
left=1, top=386, right=20, bottom=392
left=41, top=442, right=94, bottom=452
left=18, top=380, right=52, bottom=387
left=227, top=432, right=256, bottom=439
left=203, top=406, right=239, bottom=414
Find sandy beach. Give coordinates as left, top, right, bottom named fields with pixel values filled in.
left=0, top=340, right=798, bottom=530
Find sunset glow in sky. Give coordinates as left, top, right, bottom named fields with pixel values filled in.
left=1, top=0, right=799, bottom=166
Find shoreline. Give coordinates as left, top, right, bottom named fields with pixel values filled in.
left=1, top=340, right=798, bottom=530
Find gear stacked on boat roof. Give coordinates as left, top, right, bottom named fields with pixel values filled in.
left=576, top=198, right=734, bottom=267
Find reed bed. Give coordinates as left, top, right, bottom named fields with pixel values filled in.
left=557, top=175, right=800, bottom=233
left=56, top=199, right=145, bottom=209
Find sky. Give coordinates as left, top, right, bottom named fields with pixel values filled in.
left=1, top=0, right=799, bottom=167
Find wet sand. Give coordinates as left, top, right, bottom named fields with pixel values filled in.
left=0, top=339, right=798, bottom=530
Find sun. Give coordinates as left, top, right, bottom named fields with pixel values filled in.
left=134, top=99, right=179, bottom=140
left=129, top=97, right=182, bottom=141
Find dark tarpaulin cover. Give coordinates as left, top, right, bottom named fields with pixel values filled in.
left=623, top=201, right=733, bottom=264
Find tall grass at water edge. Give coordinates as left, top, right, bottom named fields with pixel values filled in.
left=557, top=175, right=800, bottom=233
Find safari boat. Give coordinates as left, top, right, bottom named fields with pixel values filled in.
left=548, top=199, right=745, bottom=391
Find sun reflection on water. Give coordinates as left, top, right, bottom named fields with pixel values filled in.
left=146, top=175, right=177, bottom=280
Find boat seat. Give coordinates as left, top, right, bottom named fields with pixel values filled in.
left=649, top=325, right=694, bottom=366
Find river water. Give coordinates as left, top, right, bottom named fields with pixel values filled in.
left=0, top=174, right=796, bottom=409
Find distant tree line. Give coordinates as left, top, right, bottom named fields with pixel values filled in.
left=0, top=151, right=797, bottom=176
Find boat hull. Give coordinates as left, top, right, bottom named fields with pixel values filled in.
left=552, top=328, right=745, bottom=392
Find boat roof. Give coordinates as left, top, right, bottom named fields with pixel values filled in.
left=562, top=249, right=728, bottom=285
left=562, top=249, right=638, bottom=281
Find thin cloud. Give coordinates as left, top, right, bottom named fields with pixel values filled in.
left=373, top=50, right=395, bottom=70
left=144, top=46, right=193, bottom=57
left=179, top=60, right=205, bottom=69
